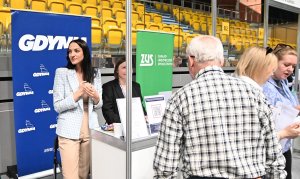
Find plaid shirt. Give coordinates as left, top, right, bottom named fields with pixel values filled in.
left=153, top=66, right=286, bottom=179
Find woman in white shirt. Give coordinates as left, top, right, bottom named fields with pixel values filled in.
left=235, top=46, right=277, bottom=90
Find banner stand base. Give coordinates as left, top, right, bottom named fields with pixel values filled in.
left=7, top=165, right=17, bottom=179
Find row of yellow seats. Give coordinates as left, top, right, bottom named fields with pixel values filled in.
left=100, top=7, right=162, bottom=24
left=91, top=21, right=200, bottom=51
left=0, top=0, right=136, bottom=7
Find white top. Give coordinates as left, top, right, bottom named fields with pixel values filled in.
left=239, top=75, right=262, bottom=91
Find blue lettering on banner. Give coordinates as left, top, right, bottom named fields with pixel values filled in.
left=12, top=10, right=91, bottom=177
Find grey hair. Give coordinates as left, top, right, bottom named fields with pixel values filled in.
left=186, top=35, right=224, bottom=64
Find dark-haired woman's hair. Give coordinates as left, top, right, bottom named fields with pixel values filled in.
left=114, top=58, right=126, bottom=79
left=66, top=39, right=96, bottom=83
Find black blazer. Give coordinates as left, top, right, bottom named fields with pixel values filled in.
left=102, top=79, right=146, bottom=124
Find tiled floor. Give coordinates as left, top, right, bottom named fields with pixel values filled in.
left=2, top=151, right=300, bottom=179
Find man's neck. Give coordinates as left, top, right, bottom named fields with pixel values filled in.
left=196, top=61, right=221, bottom=72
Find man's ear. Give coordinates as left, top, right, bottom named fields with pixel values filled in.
left=188, top=57, right=194, bottom=67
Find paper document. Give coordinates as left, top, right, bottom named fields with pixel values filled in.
left=273, top=102, right=299, bottom=148
left=116, top=97, right=149, bottom=139
left=144, top=95, right=166, bottom=135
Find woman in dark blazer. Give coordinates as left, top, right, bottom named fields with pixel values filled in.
left=102, top=58, right=146, bottom=124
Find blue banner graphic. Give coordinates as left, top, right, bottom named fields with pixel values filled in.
left=12, top=10, right=91, bottom=177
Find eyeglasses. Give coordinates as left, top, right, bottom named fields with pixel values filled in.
left=273, top=43, right=294, bottom=54
left=265, top=43, right=294, bottom=55
left=266, top=47, right=273, bottom=55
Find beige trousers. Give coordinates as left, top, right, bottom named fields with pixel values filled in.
left=59, top=101, right=90, bottom=179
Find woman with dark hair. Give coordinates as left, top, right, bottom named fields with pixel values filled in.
left=102, top=58, right=146, bottom=124
left=53, top=39, right=102, bottom=179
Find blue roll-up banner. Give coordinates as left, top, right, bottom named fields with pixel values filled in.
left=12, top=10, right=91, bottom=178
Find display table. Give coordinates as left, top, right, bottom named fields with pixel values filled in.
left=91, top=128, right=157, bottom=179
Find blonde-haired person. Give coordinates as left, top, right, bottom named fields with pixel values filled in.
left=263, top=44, right=300, bottom=179
left=235, top=46, right=278, bottom=89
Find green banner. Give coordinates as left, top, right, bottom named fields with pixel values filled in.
left=136, top=31, right=174, bottom=97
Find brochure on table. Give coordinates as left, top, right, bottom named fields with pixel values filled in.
left=116, top=97, right=149, bottom=139
left=273, top=101, right=300, bottom=148
left=144, top=95, right=166, bottom=135
left=158, top=91, right=172, bottom=103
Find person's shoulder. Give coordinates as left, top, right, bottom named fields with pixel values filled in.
left=103, top=79, right=117, bottom=87
left=132, top=81, right=140, bottom=87
left=55, top=67, right=68, bottom=74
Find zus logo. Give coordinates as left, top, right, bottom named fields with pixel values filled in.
left=18, top=34, right=87, bottom=51
left=140, top=54, right=154, bottom=66
left=16, top=83, right=34, bottom=96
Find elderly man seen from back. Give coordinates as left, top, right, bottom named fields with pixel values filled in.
left=153, top=35, right=286, bottom=179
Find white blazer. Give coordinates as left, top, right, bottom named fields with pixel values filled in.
left=53, top=68, right=103, bottom=139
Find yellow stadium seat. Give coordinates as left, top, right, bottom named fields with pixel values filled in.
left=154, top=2, right=161, bottom=11
left=82, top=4, right=99, bottom=17
left=66, top=1, right=82, bottom=15
left=91, top=25, right=102, bottom=47
left=100, top=0, right=110, bottom=8
left=240, top=28, right=246, bottom=35
left=83, top=0, right=99, bottom=6
left=131, top=11, right=139, bottom=22
left=191, top=13, right=200, bottom=21
left=111, top=1, right=123, bottom=9
left=216, top=24, right=222, bottom=32
left=146, top=22, right=160, bottom=31
left=174, top=34, right=183, bottom=52
left=161, top=24, right=172, bottom=32
left=28, top=0, right=47, bottom=11
left=183, top=12, right=191, bottom=24
left=141, top=12, right=151, bottom=23
left=0, top=0, right=4, bottom=7
left=133, top=3, right=144, bottom=13
left=48, top=0, right=65, bottom=13
left=152, top=14, right=162, bottom=23
left=172, top=25, right=183, bottom=34
left=191, top=21, right=201, bottom=32
left=135, top=21, right=146, bottom=30
left=220, top=33, right=228, bottom=43
left=131, top=29, right=137, bottom=48
left=68, top=0, right=82, bottom=4
left=0, top=21, right=5, bottom=51
left=199, top=14, right=207, bottom=23
left=173, top=10, right=183, bottom=22
left=200, top=22, right=207, bottom=34
left=105, top=28, right=123, bottom=49
left=162, top=4, right=169, bottom=12
left=91, top=17, right=101, bottom=26
left=0, top=7, right=10, bottom=32
left=7, top=0, right=27, bottom=9
left=102, top=18, right=118, bottom=36
left=118, top=19, right=125, bottom=29
left=100, top=7, right=113, bottom=20
left=233, top=26, right=240, bottom=34
left=114, top=8, right=125, bottom=21
left=251, top=29, right=257, bottom=37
